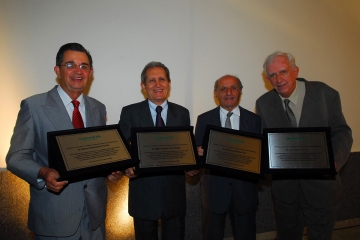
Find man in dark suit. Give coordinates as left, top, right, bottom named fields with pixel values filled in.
left=195, top=75, right=261, bottom=240
left=6, top=43, right=122, bottom=240
left=119, top=61, right=198, bottom=240
left=256, top=51, right=352, bottom=240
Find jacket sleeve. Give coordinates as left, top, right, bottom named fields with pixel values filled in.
left=329, top=91, right=352, bottom=171
left=6, top=99, right=45, bottom=189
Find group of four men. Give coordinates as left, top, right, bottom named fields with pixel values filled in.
left=6, top=42, right=352, bottom=240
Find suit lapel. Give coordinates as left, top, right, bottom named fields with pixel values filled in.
left=84, top=95, right=96, bottom=127
left=299, top=81, right=318, bottom=127
left=268, top=91, right=292, bottom=128
left=207, top=107, right=222, bottom=128
left=166, top=102, right=179, bottom=127
left=239, top=106, right=249, bottom=131
left=140, top=100, right=155, bottom=127
left=42, top=87, right=73, bottom=131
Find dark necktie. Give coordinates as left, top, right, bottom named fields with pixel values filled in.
left=72, top=100, right=84, bottom=129
left=225, top=111, right=233, bottom=129
left=284, top=99, right=297, bottom=127
left=155, top=106, right=165, bottom=127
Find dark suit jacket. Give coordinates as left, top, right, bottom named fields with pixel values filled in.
left=256, top=78, right=352, bottom=207
left=119, top=99, right=190, bottom=220
left=195, top=106, right=261, bottom=214
left=6, top=86, right=108, bottom=237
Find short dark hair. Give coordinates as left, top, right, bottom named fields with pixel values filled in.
left=214, top=75, right=243, bottom=91
left=56, top=43, right=93, bottom=68
left=141, top=61, right=171, bottom=85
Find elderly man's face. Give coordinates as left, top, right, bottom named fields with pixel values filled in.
left=215, top=76, right=242, bottom=111
left=266, top=55, right=299, bottom=98
left=141, top=67, right=171, bottom=105
left=54, top=50, right=92, bottom=99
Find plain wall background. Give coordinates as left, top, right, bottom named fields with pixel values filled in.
left=1, top=0, right=359, bottom=168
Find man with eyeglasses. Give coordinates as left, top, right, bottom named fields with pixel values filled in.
left=195, top=75, right=261, bottom=240
left=256, top=51, right=352, bottom=240
left=6, top=43, right=122, bottom=240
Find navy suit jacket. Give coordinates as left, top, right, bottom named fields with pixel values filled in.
left=119, top=99, right=190, bottom=220
left=6, top=86, right=108, bottom=237
left=195, top=106, right=261, bottom=214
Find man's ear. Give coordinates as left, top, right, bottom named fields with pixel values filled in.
left=294, top=66, right=299, bottom=78
left=54, top=66, right=61, bottom=79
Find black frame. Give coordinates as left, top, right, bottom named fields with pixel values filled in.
left=262, top=127, right=336, bottom=175
left=48, top=124, right=137, bottom=182
left=131, top=126, right=199, bottom=173
left=201, top=125, right=264, bottom=179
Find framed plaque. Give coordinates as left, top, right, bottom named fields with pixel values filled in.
left=131, top=126, right=199, bottom=172
left=201, top=125, right=263, bottom=178
left=48, top=124, right=137, bottom=182
left=263, top=127, right=336, bottom=175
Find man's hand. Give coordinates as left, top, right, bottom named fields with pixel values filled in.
left=197, top=146, right=204, bottom=157
left=124, top=167, right=138, bottom=178
left=107, top=171, right=123, bottom=183
left=185, top=169, right=200, bottom=177
left=38, top=167, right=68, bottom=192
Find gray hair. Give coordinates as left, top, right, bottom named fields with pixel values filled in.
left=214, top=75, right=243, bottom=91
left=141, top=61, right=171, bottom=85
left=263, top=51, right=296, bottom=78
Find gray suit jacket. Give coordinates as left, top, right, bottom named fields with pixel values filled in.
left=119, top=99, right=190, bottom=220
left=256, top=78, right=352, bottom=207
left=6, top=86, right=108, bottom=237
left=195, top=106, right=261, bottom=214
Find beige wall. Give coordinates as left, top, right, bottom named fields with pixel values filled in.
left=1, top=0, right=360, bottom=168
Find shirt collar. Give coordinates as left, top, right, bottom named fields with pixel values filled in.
left=279, top=80, right=299, bottom=105
left=148, top=99, right=168, bottom=111
left=57, top=85, right=84, bottom=107
left=220, top=105, right=240, bottom=117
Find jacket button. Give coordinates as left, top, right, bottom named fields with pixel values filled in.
left=84, top=184, right=87, bottom=189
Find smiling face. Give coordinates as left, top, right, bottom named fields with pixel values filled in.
left=215, top=76, right=242, bottom=111
left=141, top=67, right=171, bottom=105
left=266, top=55, right=299, bottom=98
left=54, top=50, right=92, bottom=99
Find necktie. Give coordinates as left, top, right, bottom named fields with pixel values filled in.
left=225, top=112, right=233, bottom=129
left=284, top=99, right=297, bottom=127
left=72, top=100, right=84, bottom=129
left=155, top=106, right=165, bottom=127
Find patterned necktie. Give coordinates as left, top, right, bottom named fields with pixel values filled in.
left=155, top=106, right=165, bottom=127
left=72, top=100, right=84, bottom=129
left=225, top=112, right=233, bottom=129
left=284, top=99, right=297, bottom=127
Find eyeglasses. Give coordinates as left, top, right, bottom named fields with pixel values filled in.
left=59, top=62, right=90, bottom=70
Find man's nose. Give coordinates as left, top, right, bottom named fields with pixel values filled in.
left=75, top=65, right=83, bottom=73
left=274, top=74, right=282, bottom=83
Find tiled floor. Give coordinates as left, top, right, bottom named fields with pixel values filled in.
left=322, top=225, right=360, bottom=240
left=253, top=225, right=360, bottom=240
